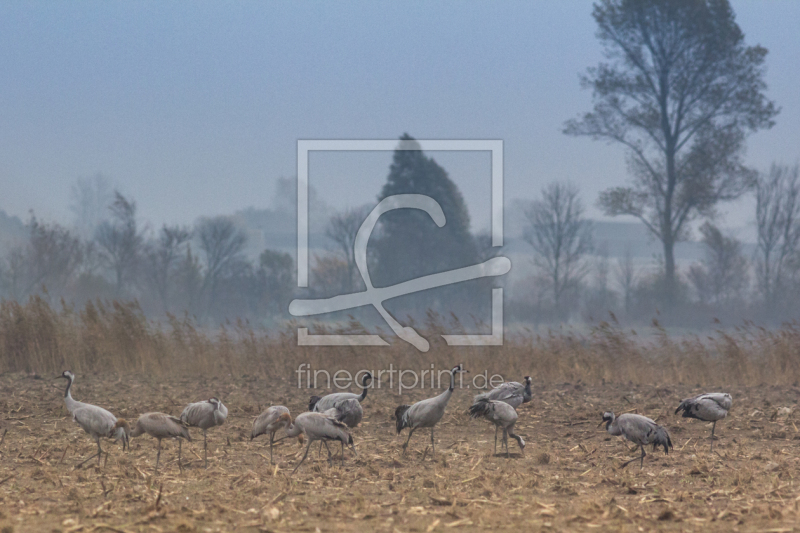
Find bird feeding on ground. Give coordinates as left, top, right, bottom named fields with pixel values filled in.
left=278, top=412, right=353, bottom=474
left=130, top=412, right=192, bottom=474
left=251, top=406, right=301, bottom=464
left=468, top=398, right=525, bottom=457
left=395, top=364, right=468, bottom=460
left=56, top=371, right=129, bottom=468
left=599, top=411, right=673, bottom=469
left=473, top=375, right=532, bottom=409
left=180, top=397, right=228, bottom=468
left=675, top=392, right=732, bottom=452
left=309, top=372, right=372, bottom=427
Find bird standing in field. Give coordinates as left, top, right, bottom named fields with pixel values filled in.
left=309, top=372, right=372, bottom=427
left=473, top=375, right=532, bottom=409
left=130, top=412, right=192, bottom=474
left=468, top=398, right=525, bottom=457
left=675, top=392, right=732, bottom=452
left=280, top=412, right=354, bottom=474
left=180, top=397, right=228, bottom=468
left=599, top=412, right=673, bottom=469
left=56, top=370, right=129, bottom=467
left=251, top=405, right=299, bottom=464
left=395, top=364, right=468, bottom=460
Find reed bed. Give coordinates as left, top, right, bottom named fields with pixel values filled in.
left=2, top=297, right=800, bottom=387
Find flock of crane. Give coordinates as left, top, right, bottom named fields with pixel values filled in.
left=55, top=366, right=733, bottom=474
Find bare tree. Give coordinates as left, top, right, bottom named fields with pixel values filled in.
left=70, top=174, right=113, bottom=240
left=143, top=225, right=192, bottom=312
left=1, top=216, right=83, bottom=301
left=755, top=164, right=800, bottom=314
left=523, top=182, right=593, bottom=318
left=614, top=246, right=639, bottom=318
left=584, top=242, right=619, bottom=321
left=196, top=216, right=247, bottom=312
left=687, top=222, right=748, bottom=306
left=95, top=192, right=144, bottom=295
left=565, top=0, right=778, bottom=304
left=258, top=249, right=295, bottom=315
left=325, top=205, right=372, bottom=292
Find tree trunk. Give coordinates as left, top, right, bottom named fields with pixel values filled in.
left=663, top=232, right=676, bottom=308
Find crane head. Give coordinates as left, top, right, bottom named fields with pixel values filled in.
left=452, top=364, right=468, bottom=374
left=111, top=419, right=131, bottom=451
left=598, top=411, right=615, bottom=428
left=56, top=370, right=74, bottom=381
left=524, top=376, right=532, bottom=384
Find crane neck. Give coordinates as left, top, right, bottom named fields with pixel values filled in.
left=524, top=380, right=532, bottom=397
left=359, top=377, right=369, bottom=401
left=64, top=375, right=74, bottom=400
left=449, top=368, right=457, bottom=392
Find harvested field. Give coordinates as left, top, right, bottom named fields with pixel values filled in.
left=2, top=371, right=800, bottom=532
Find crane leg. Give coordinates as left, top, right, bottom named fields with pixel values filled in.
left=292, top=439, right=313, bottom=474
left=269, top=432, right=274, bottom=465
left=710, top=421, right=716, bottom=453
left=431, top=428, right=435, bottom=460
left=77, top=439, right=102, bottom=468
left=155, top=439, right=162, bottom=474
left=620, top=445, right=646, bottom=469
left=509, top=429, right=524, bottom=456
left=341, top=440, right=345, bottom=467
left=178, top=439, right=183, bottom=472
left=318, top=441, right=324, bottom=459
left=402, top=428, right=416, bottom=455
left=503, top=429, right=509, bottom=458
left=203, top=429, right=208, bottom=468
left=324, top=441, right=332, bottom=466
left=494, top=426, right=498, bottom=455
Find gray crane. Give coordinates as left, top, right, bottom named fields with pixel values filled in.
left=599, top=412, right=673, bottom=469
left=468, top=398, right=525, bottom=457
left=130, top=412, right=192, bottom=474
left=278, top=412, right=356, bottom=474
left=675, top=392, right=732, bottom=452
left=56, top=370, right=129, bottom=467
left=473, top=376, right=532, bottom=409
left=309, top=372, right=372, bottom=418
left=395, top=364, right=468, bottom=460
left=251, top=406, right=299, bottom=464
left=180, top=397, right=228, bottom=468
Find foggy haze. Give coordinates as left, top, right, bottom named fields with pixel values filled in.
left=2, top=1, right=798, bottom=239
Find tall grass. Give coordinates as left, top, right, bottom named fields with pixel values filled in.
left=1, top=297, right=799, bottom=386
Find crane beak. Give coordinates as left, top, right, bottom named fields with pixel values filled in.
left=597, top=420, right=606, bottom=428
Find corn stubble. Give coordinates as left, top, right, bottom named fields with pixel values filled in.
left=1, top=298, right=800, bottom=531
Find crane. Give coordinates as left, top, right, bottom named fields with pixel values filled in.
left=473, top=376, right=532, bottom=409
left=251, top=406, right=301, bottom=464
left=675, top=392, right=732, bottom=452
left=56, top=371, right=128, bottom=467
left=599, top=411, right=673, bottom=469
left=395, top=364, right=468, bottom=460
left=468, top=398, right=525, bottom=457
left=180, top=397, right=228, bottom=468
left=130, top=412, right=192, bottom=474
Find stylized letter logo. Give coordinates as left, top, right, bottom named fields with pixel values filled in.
left=290, top=194, right=511, bottom=351
left=294, top=139, right=506, bottom=351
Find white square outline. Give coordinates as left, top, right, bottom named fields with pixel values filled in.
left=296, top=139, right=504, bottom=347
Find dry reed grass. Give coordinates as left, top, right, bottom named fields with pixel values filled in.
left=3, top=297, right=800, bottom=387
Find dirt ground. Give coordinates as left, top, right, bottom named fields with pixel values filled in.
left=2, top=372, right=800, bottom=532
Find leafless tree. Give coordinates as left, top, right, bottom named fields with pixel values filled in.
left=565, top=0, right=778, bottom=303
left=615, top=246, right=639, bottom=318
left=325, top=205, right=372, bottom=292
left=755, top=164, right=800, bottom=313
left=143, top=225, right=192, bottom=312
left=522, top=182, right=593, bottom=318
left=1, top=216, right=83, bottom=301
left=196, top=216, right=247, bottom=312
left=70, top=174, right=113, bottom=240
left=687, top=222, right=748, bottom=306
left=95, top=192, right=144, bottom=295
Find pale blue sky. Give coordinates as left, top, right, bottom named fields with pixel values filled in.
left=1, top=1, right=798, bottom=239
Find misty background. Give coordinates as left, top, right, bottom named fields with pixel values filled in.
left=1, top=1, right=800, bottom=332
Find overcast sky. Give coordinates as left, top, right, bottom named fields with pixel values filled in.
left=1, top=1, right=798, bottom=241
